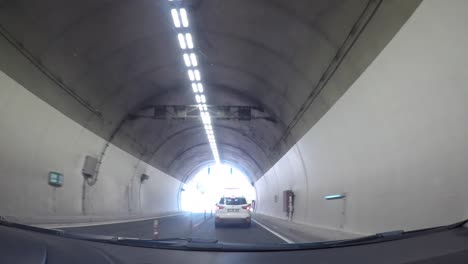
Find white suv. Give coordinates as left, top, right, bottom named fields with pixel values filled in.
left=215, top=197, right=252, bottom=227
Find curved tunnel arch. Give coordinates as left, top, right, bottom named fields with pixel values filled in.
left=198, top=29, right=316, bottom=82
left=69, top=27, right=316, bottom=86
left=95, top=60, right=299, bottom=135
left=44, top=0, right=332, bottom=61
left=39, top=0, right=169, bottom=55
left=181, top=160, right=256, bottom=187
left=0, top=0, right=430, bottom=238
left=39, top=5, right=338, bottom=137
left=168, top=141, right=263, bottom=172
left=23, top=0, right=366, bottom=187
left=161, top=131, right=267, bottom=174
left=42, top=0, right=333, bottom=58
left=0, top=0, right=381, bottom=189
left=100, top=61, right=295, bottom=110
left=122, top=80, right=288, bottom=125
left=37, top=0, right=334, bottom=113
left=147, top=124, right=271, bottom=160
left=87, top=56, right=299, bottom=123
left=165, top=142, right=263, bottom=181
left=89, top=30, right=318, bottom=114
left=97, top=73, right=288, bottom=183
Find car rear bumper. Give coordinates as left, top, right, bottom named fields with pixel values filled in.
left=215, top=215, right=251, bottom=224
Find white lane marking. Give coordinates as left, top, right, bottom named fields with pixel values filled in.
left=36, top=213, right=188, bottom=229
left=252, top=219, right=294, bottom=243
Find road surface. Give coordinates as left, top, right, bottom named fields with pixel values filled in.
left=60, top=213, right=286, bottom=244
left=190, top=217, right=285, bottom=244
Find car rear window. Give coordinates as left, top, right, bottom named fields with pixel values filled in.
left=219, top=197, right=247, bottom=205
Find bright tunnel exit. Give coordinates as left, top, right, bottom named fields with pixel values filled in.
left=180, top=164, right=256, bottom=213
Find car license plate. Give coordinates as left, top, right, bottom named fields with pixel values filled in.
left=227, top=209, right=239, bottom=212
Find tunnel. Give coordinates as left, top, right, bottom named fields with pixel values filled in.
left=1, top=0, right=468, bottom=253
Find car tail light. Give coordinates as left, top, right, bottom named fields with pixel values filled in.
left=216, top=205, right=225, bottom=210
left=241, top=205, right=251, bottom=210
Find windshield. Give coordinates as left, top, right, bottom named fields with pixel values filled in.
left=1, top=0, right=465, bottom=253
left=220, top=197, right=248, bottom=205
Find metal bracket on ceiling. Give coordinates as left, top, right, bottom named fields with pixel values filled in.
left=128, top=105, right=276, bottom=123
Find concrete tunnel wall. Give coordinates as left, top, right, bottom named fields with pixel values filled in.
left=0, top=70, right=181, bottom=222
left=255, top=0, right=468, bottom=236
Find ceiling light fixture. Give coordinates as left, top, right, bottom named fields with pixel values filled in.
left=179, top=8, right=189, bottom=27
left=171, top=9, right=181, bottom=28
left=168, top=2, right=220, bottom=164
left=190, top=53, right=198, bottom=66
left=185, top=33, right=193, bottom=49
left=177, top=34, right=186, bottom=49
left=183, top=54, right=191, bottom=67
left=188, top=70, right=195, bottom=81
left=194, top=70, right=201, bottom=81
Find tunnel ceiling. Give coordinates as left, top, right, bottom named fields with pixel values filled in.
left=0, top=0, right=418, bottom=181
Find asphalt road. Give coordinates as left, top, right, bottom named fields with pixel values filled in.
left=60, top=213, right=285, bottom=244
left=61, top=213, right=205, bottom=239
left=190, top=217, right=285, bottom=244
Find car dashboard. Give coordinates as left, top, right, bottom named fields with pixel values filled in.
left=1, top=221, right=468, bottom=264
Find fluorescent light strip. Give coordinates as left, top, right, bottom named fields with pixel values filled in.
left=197, top=83, right=203, bottom=93
left=179, top=9, right=189, bottom=27
left=185, top=34, right=193, bottom=49
left=169, top=6, right=219, bottom=163
left=190, top=53, right=198, bottom=66
left=171, top=9, right=180, bottom=28
left=194, top=70, right=201, bottom=81
left=188, top=70, right=195, bottom=81
left=177, top=34, right=186, bottom=49
left=183, top=54, right=191, bottom=67
left=203, top=116, right=211, bottom=125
